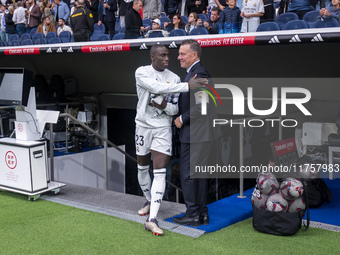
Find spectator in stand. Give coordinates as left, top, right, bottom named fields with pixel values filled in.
left=36, top=16, right=56, bottom=35
left=57, top=17, right=73, bottom=35
left=240, top=0, right=263, bottom=32
left=164, top=0, right=179, bottom=19
left=197, top=6, right=221, bottom=33
left=118, top=0, right=128, bottom=28
left=215, top=0, right=227, bottom=10
left=70, top=0, right=94, bottom=41
left=0, top=4, right=8, bottom=41
left=70, top=0, right=78, bottom=15
left=144, top=18, right=169, bottom=37
left=187, top=0, right=208, bottom=14
left=5, top=5, right=15, bottom=40
left=185, top=12, right=199, bottom=34
left=125, top=0, right=148, bottom=39
left=86, top=0, right=99, bottom=23
left=13, top=1, right=26, bottom=36
left=51, top=0, right=70, bottom=26
left=286, top=0, right=312, bottom=19
left=98, top=0, right=117, bottom=39
left=141, top=0, right=162, bottom=19
left=261, top=0, right=274, bottom=23
left=206, top=0, right=217, bottom=17
left=164, top=14, right=185, bottom=32
left=320, top=0, right=340, bottom=20
left=25, top=0, right=42, bottom=33
left=219, top=0, right=241, bottom=33
left=42, top=1, right=55, bottom=24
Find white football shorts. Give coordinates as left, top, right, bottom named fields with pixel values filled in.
left=135, top=125, right=172, bottom=156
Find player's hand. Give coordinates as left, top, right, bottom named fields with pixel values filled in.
left=152, top=98, right=167, bottom=110
left=188, top=74, right=208, bottom=90
left=175, top=117, right=183, bottom=129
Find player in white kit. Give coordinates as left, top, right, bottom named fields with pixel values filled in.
left=135, top=44, right=207, bottom=235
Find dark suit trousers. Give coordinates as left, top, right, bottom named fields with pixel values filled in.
left=103, top=16, right=116, bottom=38
left=180, top=141, right=211, bottom=217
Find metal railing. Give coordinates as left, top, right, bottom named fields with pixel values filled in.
left=49, top=113, right=182, bottom=202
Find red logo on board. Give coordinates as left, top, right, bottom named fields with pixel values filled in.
left=5, top=151, right=17, bottom=169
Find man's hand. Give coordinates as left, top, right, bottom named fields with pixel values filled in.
left=175, top=116, right=183, bottom=129
left=152, top=98, right=167, bottom=110
left=98, top=20, right=102, bottom=26
left=188, top=74, right=208, bottom=90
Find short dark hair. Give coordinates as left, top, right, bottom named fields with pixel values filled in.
left=181, top=39, right=202, bottom=59
left=150, top=44, right=167, bottom=57
left=211, top=7, right=220, bottom=14
left=59, top=18, right=65, bottom=23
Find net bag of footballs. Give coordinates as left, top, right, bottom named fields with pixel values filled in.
left=252, top=173, right=309, bottom=236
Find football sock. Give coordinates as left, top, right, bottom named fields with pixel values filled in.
left=149, top=168, right=166, bottom=219
left=137, top=164, right=151, bottom=202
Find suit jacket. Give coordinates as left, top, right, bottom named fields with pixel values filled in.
left=99, top=0, right=117, bottom=23
left=179, top=61, right=219, bottom=144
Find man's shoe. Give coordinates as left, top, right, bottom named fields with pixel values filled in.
left=138, top=201, right=150, bottom=216
left=144, top=218, right=164, bottom=236
left=173, top=214, right=200, bottom=226
left=200, top=214, right=209, bottom=225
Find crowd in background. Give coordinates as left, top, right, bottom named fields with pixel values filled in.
left=0, top=0, right=338, bottom=43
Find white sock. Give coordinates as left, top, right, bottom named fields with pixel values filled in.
left=137, top=164, right=151, bottom=202
left=149, top=168, right=166, bottom=219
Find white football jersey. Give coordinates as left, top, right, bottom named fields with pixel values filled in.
left=241, top=0, right=264, bottom=21
left=135, top=65, right=188, bottom=129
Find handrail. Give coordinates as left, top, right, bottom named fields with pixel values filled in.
left=50, top=113, right=182, bottom=197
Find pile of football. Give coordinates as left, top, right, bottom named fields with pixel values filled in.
left=251, top=173, right=306, bottom=213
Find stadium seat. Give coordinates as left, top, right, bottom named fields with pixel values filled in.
left=32, top=32, right=44, bottom=41
left=314, top=17, right=339, bottom=28
left=97, top=34, right=111, bottom=41
left=256, top=22, right=280, bottom=32
left=159, top=17, right=170, bottom=23
left=8, top=40, right=20, bottom=46
left=284, top=20, right=309, bottom=30
left=112, top=33, right=125, bottom=40
left=181, top=15, right=188, bottom=24
left=46, top=31, right=57, bottom=41
left=8, top=34, right=19, bottom=42
left=198, top=13, right=208, bottom=21
left=302, top=10, right=319, bottom=27
left=21, top=39, right=34, bottom=45
left=143, top=19, right=152, bottom=28
left=90, top=34, right=100, bottom=41
left=93, top=23, right=106, bottom=35
left=30, top=27, right=38, bottom=37
left=189, top=27, right=209, bottom=35
left=34, top=38, right=47, bottom=44
left=48, top=37, right=62, bottom=44
left=276, top=12, right=299, bottom=29
left=20, top=33, right=31, bottom=42
left=0, top=40, right=7, bottom=46
left=169, top=28, right=186, bottom=36
left=119, top=26, right=125, bottom=33
left=148, top=31, right=164, bottom=37
left=58, top=31, right=71, bottom=43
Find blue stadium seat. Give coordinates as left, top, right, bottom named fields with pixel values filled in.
left=284, top=20, right=309, bottom=30
left=314, top=17, right=339, bottom=28
left=34, top=38, right=47, bottom=45
left=198, top=13, right=208, bottom=21
left=92, top=23, right=106, bottom=37
left=0, top=40, right=7, bottom=46
left=302, top=10, right=319, bottom=27
left=143, top=19, right=152, bottom=28
left=20, top=33, right=31, bottom=42
left=256, top=22, right=280, bottom=32
left=148, top=31, right=164, bottom=37
left=276, top=12, right=299, bottom=29
left=189, top=27, right=209, bottom=35
left=112, top=33, right=125, bottom=40
left=21, top=39, right=34, bottom=45
left=58, top=31, right=71, bottom=43
left=119, top=26, right=125, bottom=33
left=29, top=27, right=38, bottom=37
left=97, top=34, right=111, bottom=40
left=181, top=15, right=188, bottom=24
left=8, top=40, right=20, bottom=46
left=46, top=31, right=57, bottom=41
left=169, top=28, right=186, bottom=36
left=32, top=32, right=44, bottom=41
left=159, top=17, right=170, bottom=23
left=48, top=37, right=62, bottom=44
left=8, top=34, right=19, bottom=42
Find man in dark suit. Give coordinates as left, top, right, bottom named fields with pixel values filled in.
left=173, top=39, right=217, bottom=226
left=98, top=0, right=117, bottom=39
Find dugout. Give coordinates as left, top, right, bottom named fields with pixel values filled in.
left=0, top=27, right=339, bottom=198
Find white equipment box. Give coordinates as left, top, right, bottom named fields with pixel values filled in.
left=0, top=138, right=48, bottom=192
left=301, top=122, right=338, bottom=146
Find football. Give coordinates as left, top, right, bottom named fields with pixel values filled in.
left=266, top=193, right=288, bottom=212
left=288, top=197, right=306, bottom=213
left=280, top=177, right=304, bottom=200
left=251, top=188, right=269, bottom=209
left=257, top=173, right=279, bottom=195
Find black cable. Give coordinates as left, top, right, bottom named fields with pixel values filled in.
left=19, top=106, right=40, bottom=134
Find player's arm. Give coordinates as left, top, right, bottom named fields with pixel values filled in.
left=163, top=93, right=179, bottom=116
